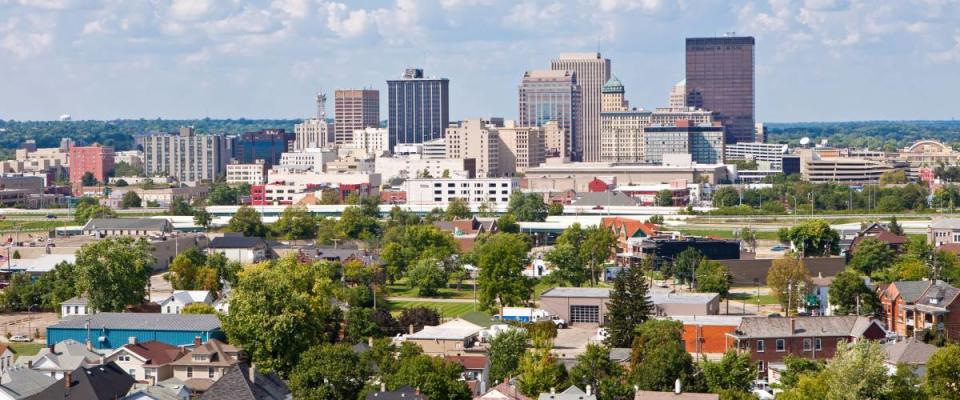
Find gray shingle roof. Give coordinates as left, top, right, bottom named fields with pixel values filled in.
left=929, top=218, right=960, bottom=230
left=48, top=313, right=221, bottom=332
left=890, top=281, right=936, bottom=303
left=734, top=316, right=881, bottom=338
left=571, top=192, right=639, bottom=207
left=541, top=287, right=612, bottom=298
left=82, top=218, right=172, bottom=232
left=538, top=386, right=596, bottom=400
left=199, top=363, right=290, bottom=400
left=209, top=234, right=268, bottom=249
left=885, top=338, right=937, bottom=365
left=0, top=366, right=57, bottom=399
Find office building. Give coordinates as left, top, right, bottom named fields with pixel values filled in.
left=113, top=150, right=143, bottom=171
left=387, top=68, right=450, bottom=146
left=351, top=127, right=390, bottom=156
left=225, top=160, right=267, bottom=185
left=643, top=121, right=725, bottom=165
left=799, top=149, right=895, bottom=185
left=498, top=124, right=546, bottom=174
left=599, top=110, right=647, bottom=163
left=668, top=79, right=689, bottom=108
left=518, top=70, right=580, bottom=159
left=551, top=52, right=611, bottom=161
left=403, top=177, right=519, bottom=208
left=724, top=142, right=789, bottom=170
left=278, top=148, right=337, bottom=172
left=525, top=160, right=731, bottom=192
left=68, top=144, right=114, bottom=188
left=445, top=119, right=500, bottom=178
left=685, top=36, right=755, bottom=144
left=334, top=89, right=380, bottom=145
left=139, top=127, right=229, bottom=183
left=232, top=129, right=294, bottom=167
left=600, top=76, right=628, bottom=112
left=293, top=93, right=334, bottom=150
left=374, top=155, right=475, bottom=181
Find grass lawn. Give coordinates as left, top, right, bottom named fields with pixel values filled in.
left=674, top=228, right=780, bottom=240
left=0, top=220, right=73, bottom=232
left=8, top=343, right=43, bottom=358
left=730, top=291, right=780, bottom=305
left=388, top=300, right=477, bottom=318
left=386, top=279, right=476, bottom=299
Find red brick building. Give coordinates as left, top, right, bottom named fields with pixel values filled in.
left=726, top=316, right=887, bottom=374
left=671, top=315, right=741, bottom=356
left=879, top=280, right=960, bottom=340
left=68, top=144, right=114, bottom=191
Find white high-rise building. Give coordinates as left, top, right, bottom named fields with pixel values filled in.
left=550, top=52, right=610, bottom=162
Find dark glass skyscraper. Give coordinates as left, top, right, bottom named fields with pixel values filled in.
left=518, top=70, right=580, bottom=159
left=685, top=36, right=755, bottom=144
left=387, top=68, right=449, bottom=149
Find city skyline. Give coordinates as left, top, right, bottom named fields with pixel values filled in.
left=1, top=0, right=959, bottom=122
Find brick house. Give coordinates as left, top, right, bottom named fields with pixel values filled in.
left=849, top=223, right=908, bottom=254
left=879, top=280, right=960, bottom=341
left=601, top=217, right=658, bottom=256
left=726, top=316, right=887, bottom=374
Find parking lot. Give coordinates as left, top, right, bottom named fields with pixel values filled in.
left=0, top=312, right=59, bottom=340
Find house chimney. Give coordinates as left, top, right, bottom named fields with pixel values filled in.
left=380, top=382, right=386, bottom=392
left=415, top=387, right=421, bottom=395
left=194, top=336, right=202, bottom=347
left=790, top=318, right=796, bottom=334
left=674, top=379, right=682, bottom=394
left=64, top=372, right=71, bottom=389
left=409, top=324, right=415, bottom=334
left=368, top=336, right=374, bottom=347
left=49, top=344, right=55, bottom=353
left=248, top=363, right=256, bottom=384
left=128, top=337, right=137, bottom=345
left=85, top=340, right=91, bottom=351
left=586, top=385, right=592, bottom=396
left=27, top=360, right=32, bottom=368
left=550, top=387, right=556, bottom=394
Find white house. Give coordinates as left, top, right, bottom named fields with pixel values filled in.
left=0, top=346, right=13, bottom=375
left=59, top=296, right=91, bottom=317
left=206, top=233, right=269, bottom=264
left=159, top=291, right=215, bottom=314
left=16, top=339, right=100, bottom=379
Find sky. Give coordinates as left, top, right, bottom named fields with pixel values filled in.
left=1, top=0, right=959, bottom=122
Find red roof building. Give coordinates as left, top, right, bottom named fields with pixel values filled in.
left=68, top=144, right=114, bottom=192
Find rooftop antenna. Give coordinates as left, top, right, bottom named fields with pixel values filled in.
left=316, top=90, right=327, bottom=121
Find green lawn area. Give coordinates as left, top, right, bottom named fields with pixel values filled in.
left=388, top=300, right=477, bottom=318
left=8, top=343, right=43, bottom=358
left=0, top=220, right=73, bottom=232
left=730, top=291, right=780, bottom=305
left=674, top=228, right=780, bottom=240
left=386, top=279, right=476, bottom=299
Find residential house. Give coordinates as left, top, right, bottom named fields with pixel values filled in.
left=537, top=386, right=595, bottom=400
left=601, top=217, right=658, bottom=256
left=58, top=298, right=90, bottom=318
left=16, top=340, right=100, bottom=379
left=46, top=313, right=224, bottom=350
left=809, top=274, right=834, bottom=316
left=207, top=234, right=270, bottom=265
left=81, top=218, right=173, bottom=237
left=474, top=379, right=529, bottom=400
left=168, top=339, right=241, bottom=394
left=160, top=291, right=215, bottom=314
left=928, top=218, right=960, bottom=246
left=366, top=386, right=426, bottom=400
left=0, top=366, right=57, bottom=400
left=403, top=319, right=483, bottom=356
left=726, top=316, right=888, bottom=373
left=433, top=217, right=499, bottom=252
left=104, top=339, right=186, bottom=385
left=634, top=389, right=718, bottom=400
left=122, top=378, right=190, bottom=400
left=199, top=363, right=291, bottom=400
left=667, top=316, right=742, bottom=356
left=445, top=355, right=489, bottom=396
left=849, top=223, right=908, bottom=254
left=880, top=280, right=960, bottom=340
left=884, top=338, right=937, bottom=376
left=0, top=346, right=13, bottom=375
left=27, top=363, right=135, bottom=400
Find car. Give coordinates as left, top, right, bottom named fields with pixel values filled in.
left=9, top=335, right=31, bottom=343
left=770, top=245, right=786, bottom=251
left=45, top=214, right=57, bottom=219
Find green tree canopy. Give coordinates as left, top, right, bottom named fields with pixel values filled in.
left=289, top=343, right=369, bottom=400
left=181, top=303, right=216, bottom=314
left=120, top=191, right=141, bottom=208
left=273, top=206, right=318, bottom=240
left=168, top=197, right=194, bottom=216
left=445, top=198, right=472, bottom=220
left=74, top=237, right=153, bottom=312
left=406, top=259, right=448, bottom=297
left=474, top=233, right=533, bottom=312
left=488, top=329, right=529, bottom=383
left=568, top=344, right=630, bottom=400
left=785, top=219, right=840, bottom=257
left=849, top=237, right=895, bottom=275
left=828, top=270, right=880, bottom=315
left=507, top=192, right=548, bottom=222
left=226, top=205, right=267, bottom=238
left=701, top=351, right=753, bottom=394
left=604, top=262, right=652, bottom=348
left=381, top=225, right=458, bottom=283
left=517, top=347, right=567, bottom=397
left=630, top=319, right=702, bottom=392
left=926, top=344, right=960, bottom=399
left=766, top=257, right=812, bottom=315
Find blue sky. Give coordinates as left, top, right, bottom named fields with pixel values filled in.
left=1, top=0, right=958, bottom=122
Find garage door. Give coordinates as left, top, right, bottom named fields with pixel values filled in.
left=570, top=305, right=600, bottom=324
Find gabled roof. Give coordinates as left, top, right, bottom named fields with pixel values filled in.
left=929, top=218, right=960, bottom=230
left=59, top=297, right=88, bottom=306
left=444, top=355, right=487, bottom=370
left=914, top=280, right=960, bottom=312
left=635, top=391, right=719, bottom=400
left=50, top=313, right=220, bottom=333
left=109, top=340, right=184, bottom=366
left=366, top=386, right=426, bottom=400
left=732, top=316, right=883, bottom=339
left=406, top=319, right=482, bottom=341
left=169, top=339, right=240, bottom=368
left=459, top=311, right=496, bottom=328
left=0, top=366, right=57, bottom=399
left=17, top=340, right=100, bottom=372
left=28, top=362, right=135, bottom=400
left=885, top=281, right=934, bottom=303
left=209, top=234, right=268, bottom=250
left=885, top=338, right=937, bottom=365
left=602, top=217, right=657, bottom=238
left=538, top=386, right=595, bottom=400
left=160, top=290, right=213, bottom=307
left=199, top=363, right=290, bottom=400
left=82, top=218, right=172, bottom=232
left=571, top=192, right=638, bottom=207
left=479, top=380, right=530, bottom=400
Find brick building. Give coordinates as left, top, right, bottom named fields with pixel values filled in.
left=68, top=144, right=114, bottom=190
left=879, top=280, right=960, bottom=340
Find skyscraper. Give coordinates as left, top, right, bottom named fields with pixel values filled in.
left=550, top=52, right=610, bottom=162
left=139, top=127, right=229, bottom=183
left=518, top=70, right=580, bottom=159
left=685, top=36, right=755, bottom=144
left=387, top=68, right=449, bottom=149
left=334, top=89, right=380, bottom=145
left=293, top=93, right=333, bottom=150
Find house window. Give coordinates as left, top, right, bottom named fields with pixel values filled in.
left=187, top=367, right=193, bottom=378
left=208, top=367, right=215, bottom=378
left=776, top=339, right=785, bottom=352
left=128, top=369, right=135, bottom=377
left=757, top=360, right=765, bottom=371
left=756, top=340, right=764, bottom=353
left=803, top=339, right=812, bottom=351
left=815, top=338, right=822, bottom=351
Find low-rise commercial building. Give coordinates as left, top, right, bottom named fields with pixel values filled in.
left=374, top=155, right=475, bottom=181
left=524, top=161, right=730, bottom=192
left=799, top=149, right=896, bottom=185
left=225, top=160, right=267, bottom=185
left=46, top=313, right=224, bottom=350
left=539, top=287, right=720, bottom=326
left=402, top=177, right=519, bottom=208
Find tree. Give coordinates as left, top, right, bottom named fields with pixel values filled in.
left=316, top=217, right=345, bottom=246
left=488, top=329, right=529, bottom=383
left=604, top=262, right=652, bottom=348
left=655, top=189, right=674, bottom=207
left=207, top=181, right=239, bottom=205
left=112, top=161, right=141, bottom=177
left=828, top=270, right=880, bottom=315
left=888, top=216, right=904, bottom=236
left=474, top=233, right=533, bottom=312
left=885, top=363, right=924, bottom=400
left=74, top=237, right=153, bottom=312
left=695, top=260, right=732, bottom=311
left=273, top=206, right=318, bottom=240
left=407, top=259, right=447, bottom=297
left=701, top=351, right=753, bottom=394
left=671, top=248, right=703, bottom=285
left=926, top=344, right=960, bottom=399
left=167, top=248, right=222, bottom=292
left=181, top=303, right=216, bottom=314
left=776, top=355, right=825, bottom=390
left=785, top=219, right=840, bottom=257
left=739, top=227, right=757, bottom=252
left=74, top=197, right=116, bottom=224
left=319, top=189, right=340, bottom=205
left=849, top=237, right=895, bottom=275
left=712, top=186, right=738, bottom=207
left=879, top=169, right=908, bottom=185
left=120, top=191, right=142, bottom=208
left=766, top=257, right=812, bottom=315
left=168, top=197, right=194, bottom=216
left=81, top=171, right=97, bottom=186
left=11, top=250, right=20, bottom=259
left=37, top=261, right=80, bottom=311
left=507, top=192, right=547, bottom=222
left=776, top=373, right=829, bottom=400
left=581, top=226, right=615, bottom=286
left=445, top=198, right=472, bottom=220
left=548, top=202, right=564, bottom=216
left=343, top=307, right=381, bottom=343
left=387, top=349, right=472, bottom=400
left=381, top=225, right=458, bottom=283
left=517, top=347, right=567, bottom=397
left=226, top=206, right=267, bottom=237
left=337, top=205, right=381, bottom=240
left=397, top=307, right=440, bottom=333
left=630, top=320, right=701, bottom=392
left=221, top=256, right=342, bottom=377
left=544, top=243, right=588, bottom=287
left=289, top=343, right=368, bottom=400
left=114, top=179, right=128, bottom=187
left=821, top=340, right=888, bottom=400
left=193, top=208, right=211, bottom=229
left=568, top=344, right=630, bottom=400
left=496, top=213, right=520, bottom=234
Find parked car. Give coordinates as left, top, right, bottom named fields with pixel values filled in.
left=770, top=245, right=786, bottom=251
left=9, top=335, right=31, bottom=342
left=45, top=214, right=57, bottom=219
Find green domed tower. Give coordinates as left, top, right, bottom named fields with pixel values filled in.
left=601, top=75, right=628, bottom=112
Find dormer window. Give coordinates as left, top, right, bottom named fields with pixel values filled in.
left=193, top=354, right=208, bottom=362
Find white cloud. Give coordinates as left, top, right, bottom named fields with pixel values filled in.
left=16, top=0, right=76, bottom=10
left=504, top=1, right=565, bottom=28
left=597, top=0, right=662, bottom=13
left=81, top=19, right=106, bottom=35
left=1, top=31, right=53, bottom=59
left=325, top=2, right=373, bottom=38
left=930, top=31, right=960, bottom=63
